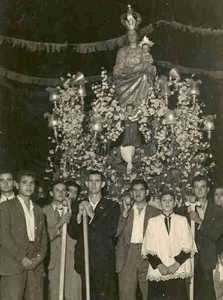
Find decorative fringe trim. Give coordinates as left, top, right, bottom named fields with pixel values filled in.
left=148, top=271, right=192, bottom=282
left=0, top=20, right=223, bottom=54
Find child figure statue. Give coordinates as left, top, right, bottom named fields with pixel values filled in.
left=122, top=104, right=142, bottom=147
left=120, top=104, right=142, bottom=174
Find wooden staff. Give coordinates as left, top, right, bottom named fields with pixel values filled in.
left=83, top=209, right=91, bottom=300
left=59, top=206, right=68, bottom=300
left=186, top=200, right=200, bottom=300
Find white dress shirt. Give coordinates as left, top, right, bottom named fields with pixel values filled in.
left=18, top=196, right=35, bottom=242
left=196, top=200, right=208, bottom=221
left=89, top=197, right=100, bottom=211
left=52, top=203, right=64, bottom=217
left=131, top=203, right=146, bottom=244
left=0, top=193, right=15, bottom=203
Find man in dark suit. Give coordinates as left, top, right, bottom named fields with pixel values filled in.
left=0, top=170, right=47, bottom=300
left=67, top=170, right=120, bottom=300
left=116, top=179, right=160, bottom=300
left=189, top=175, right=223, bottom=300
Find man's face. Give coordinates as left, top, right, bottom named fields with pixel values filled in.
left=18, top=176, right=35, bottom=198
left=214, top=188, right=223, bottom=207
left=193, top=180, right=209, bottom=201
left=85, top=174, right=104, bottom=195
left=160, top=194, right=175, bottom=215
left=68, top=185, right=78, bottom=200
left=0, top=173, right=14, bottom=193
left=51, top=183, right=66, bottom=202
left=132, top=183, right=146, bottom=203
left=128, top=30, right=137, bottom=44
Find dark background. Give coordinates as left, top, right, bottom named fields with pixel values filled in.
left=0, top=0, right=222, bottom=182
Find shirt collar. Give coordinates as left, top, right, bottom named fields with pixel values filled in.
left=133, top=202, right=147, bottom=213
left=0, top=193, right=15, bottom=202
left=89, top=197, right=101, bottom=210
left=161, top=212, right=174, bottom=218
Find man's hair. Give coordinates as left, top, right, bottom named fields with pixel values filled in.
left=160, top=188, right=175, bottom=201
left=65, top=179, right=80, bottom=191
left=50, top=179, right=66, bottom=190
left=86, top=170, right=105, bottom=182
left=65, top=179, right=80, bottom=187
left=16, top=170, right=36, bottom=183
left=192, top=175, right=209, bottom=187
left=130, top=179, right=148, bottom=190
left=0, top=169, right=14, bottom=177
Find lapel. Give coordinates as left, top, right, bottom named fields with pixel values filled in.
left=200, top=200, right=215, bottom=231
left=90, top=197, right=107, bottom=224
left=14, top=198, right=30, bottom=241
left=126, top=203, right=149, bottom=244
left=143, top=204, right=151, bottom=235
left=33, top=204, right=40, bottom=240
left=126, top=209, right=134, bottom=245
left=16, top=197, right=40, bottom=241
left=51, top=204, right=62, bottom=223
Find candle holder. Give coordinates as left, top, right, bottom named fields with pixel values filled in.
left=47, top=87, right=59, bottom=102
left=203, top=115, right=216, bottom=141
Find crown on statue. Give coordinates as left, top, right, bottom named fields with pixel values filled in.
left=139, top=36, right=154, bottom=48
left=121, top=4, right=142, bottom=31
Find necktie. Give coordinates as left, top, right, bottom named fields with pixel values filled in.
left=55, top=205, right=63, bottom=217
left=164, top=216, right=171, bottom=234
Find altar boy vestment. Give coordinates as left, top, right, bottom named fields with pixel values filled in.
left=142, top=212, right=197, bottom=300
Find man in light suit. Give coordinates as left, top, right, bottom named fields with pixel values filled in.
left=43, top=180, right=71, bottom=300
left=116, top=179, right=160, bottom=300
left=0, top=170, right=47, bottom=300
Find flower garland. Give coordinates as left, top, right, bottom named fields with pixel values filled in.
left=46, top=69, right=214, bottom=201
left=91, top=69, right=125, bottom=142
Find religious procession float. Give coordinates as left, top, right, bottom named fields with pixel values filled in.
left=45, top=5, right=215, bottom=203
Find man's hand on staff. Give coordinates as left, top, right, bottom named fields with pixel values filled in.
left=21, top=257, right=34, bottom=270
left=77, top=201, right=94, bottom=224
left=122, top=197, right=132, bottom=218
left=189, top=211, right=202, bottom=225
left=62, top=211, right=71, bottom=224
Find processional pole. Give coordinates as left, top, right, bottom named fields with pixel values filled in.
left=186, top=200, right=200, bottom=300
left=190, top=212, right=195, bottom=300
left=59, top=206, right=68, bottom=300
left=83, top=209, right=91, bottom=300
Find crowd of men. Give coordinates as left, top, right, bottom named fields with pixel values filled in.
left=0, top=168, right=223, bottom=300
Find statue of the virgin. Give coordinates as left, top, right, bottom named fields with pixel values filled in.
left=113, top=5, right=156, bottom=108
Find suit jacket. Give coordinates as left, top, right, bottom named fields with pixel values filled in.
left=67, top=197, right=120, bottom=275
left=43, top=204, right=63, bottom=270
left=196, top=201, right=223, bottom=270
left=116, top=203, right=160, bottom=273
left=0, top=197, right=47, bottom=275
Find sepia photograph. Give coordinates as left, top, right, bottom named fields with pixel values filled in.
left=0, top=0, right=223, bottom=299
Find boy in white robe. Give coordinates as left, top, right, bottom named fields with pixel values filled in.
left=142, top=189, right=197, bottom=300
